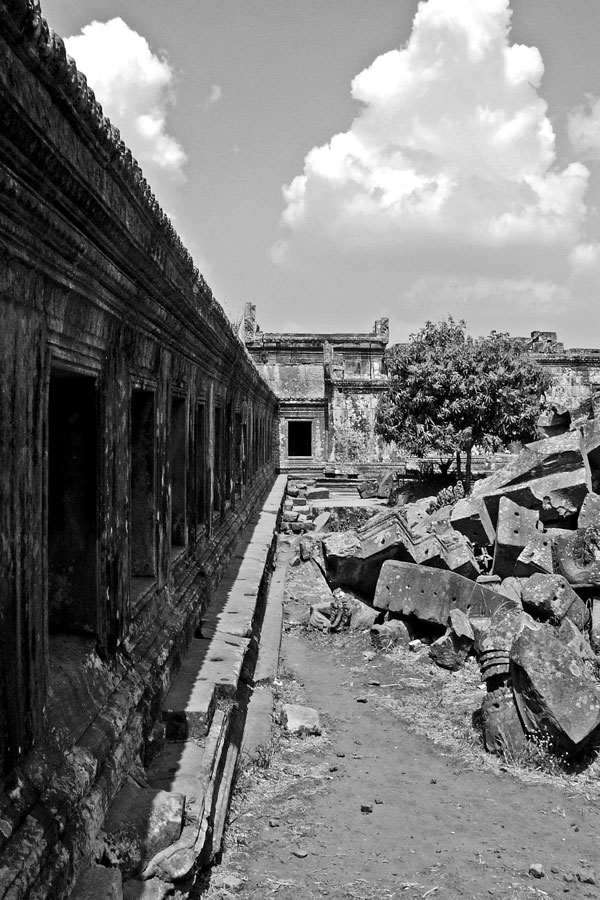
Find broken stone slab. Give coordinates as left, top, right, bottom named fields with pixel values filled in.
left=377, top=470, right=396, bottom=499
left=429, top=631, right=471, bottom=671
left=514, top=531, right=555, bottom=577
left=282, top=510, right=299, bottom=523
left=431, top=529, right=480, bottom=579
left=297, top=533, right=328, bottom=572
left=123, top=877, right=172, bottom=900
left=448, top=608, right=474, bottom=640
left=373, top=560, right=517, bottom=628
left=287, top=557, right=334, bottom=610
left=409, top=521, right=480, bottom=579
left=358, top=480, right=379, bottom=499
left=474, top=430, right=587, bottom=497
left=450, top=496, right=496, bottom=547
left=555, top=617, right=597, bottom=662
left=592, top=597, right=600, bottom=654
left=370, top=618, right=411, bottom=650
left=323, top=509, right=415, bottom=594
left=521, top=573, right=585, bottom=625
left=306, top=487, right=329, bottom=501
left=510, top=621, right=600, bottom=750
left=492, top=498, right=539, bottom=578
left=498, top=577, right=525, bottom=604
left=71, top=866, right=123, bottom=900
left=484, top=469, right=590, bottom=528
left=578, top=492, right=600, bottom=529
left=101, top=782, right=185, bottom=877
left=554, top=525, right=600, bottom=586
left=313, top=511, right=332, bottom=532
left=582, top=417, right=600, bottom=475
left=282, top=704, right=321, bottom=736
left=472, top=430, right=591, bottom=526
left=480, top=687, right=528, bottom=756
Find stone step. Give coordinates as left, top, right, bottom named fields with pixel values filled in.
left=161, top=634, right=249, bottom=740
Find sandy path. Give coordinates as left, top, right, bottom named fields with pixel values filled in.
left=199, top=622, right=600, bottom=900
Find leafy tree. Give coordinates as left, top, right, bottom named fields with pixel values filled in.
left=375, top=318, right=551, bottom=490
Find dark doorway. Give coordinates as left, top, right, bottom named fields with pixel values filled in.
left=131, top=390, right=156, bottom=578
left=288, top=420, right=312, bottom=457
left=170, top=396, right=186, bottom=549
left=48, top=371, right=98, bottom=634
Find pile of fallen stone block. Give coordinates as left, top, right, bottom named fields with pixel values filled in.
left=281, top=479, right=331, bottom=535
left=288, top=422, right=600, bottom=760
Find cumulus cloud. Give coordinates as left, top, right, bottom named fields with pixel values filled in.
left=568, top=96, right=600, bottom=160
left=277, top=0, right=588, bottom=261
left=64, top=18, right=187, bottom=186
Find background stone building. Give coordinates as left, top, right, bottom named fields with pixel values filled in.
left=243, top=303, right=395, bottom=471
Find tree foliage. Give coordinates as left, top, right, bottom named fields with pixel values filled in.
left=375, top=318, right=551, bottom=486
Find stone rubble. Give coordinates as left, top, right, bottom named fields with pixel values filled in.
left=291, top=420, right=600, bottom=758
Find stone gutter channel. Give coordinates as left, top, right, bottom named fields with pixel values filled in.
left=72, top=475, right=288, bottom=900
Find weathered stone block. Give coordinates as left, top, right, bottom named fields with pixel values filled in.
left=472, top=431, right=591, bottom=526
left=323, top=509, right=415, bottom=594
left=510, top=622, right=600, bottom=750
left=377, top=470, right=396, bottom=499
left=591, top=597, right=600, bottom=654
left=521, top=573, right=582, bottom=623
left=358, top=480, right=379, bottom=499
left=448, top=608, right=474, bottom=639
left=374, top=560, right=516, bottom=628
left=578, top=492, right=600, bottom=529
left=123, top=876, right=171, bottom=900
left=306, top=487, right=329, bottom=501
left=282, top=704, right=321, bottom=736
left=370, top=618, right=411, bottom=649
left=450, top=497, right=496, bottom=546
left=555, top=617, right=596, bottom=661
left=492, top=498, right=539, bottom=578
left=429, top=631, right=471, bottom=670
left=313, top=511, right=332, bottom=532
left=71, top=866, right=123, bottom=900
left=514, top=532, right=554, bottom=576
left=481, top=688, right=527, bottom=756
left=553, top=525, right=600, bottom=586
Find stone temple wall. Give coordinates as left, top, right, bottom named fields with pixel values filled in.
left=0, top=4, right=277, bottom=897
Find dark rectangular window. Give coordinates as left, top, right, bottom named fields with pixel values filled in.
left=170, top=396, right=186, bottom=549
left=48, top=372, right=98, bottom=634
left=131, top=390, right=156, bottom=578
left=288, top=420, right=312, bottom=457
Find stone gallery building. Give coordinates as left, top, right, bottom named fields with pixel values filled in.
left=243, top=303, right=394, bottom=471
left=244, top=306, right=600, bottom=472
left=0, top=5, right=277, bottom=897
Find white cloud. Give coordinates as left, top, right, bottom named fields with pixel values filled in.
left=568, top=96, right=600, bottom=160
left=274, top=0, right=591, bottom=326
left=204, top=84, right=223, bottom=110
left=64, top=18, right=187, bottom=186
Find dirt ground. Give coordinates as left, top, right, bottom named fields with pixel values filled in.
left=196, top=570, right=600, bottom=900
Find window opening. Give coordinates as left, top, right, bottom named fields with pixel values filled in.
left=288, top=420, right=312, bottom=457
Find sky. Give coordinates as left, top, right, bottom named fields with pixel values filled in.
left=39, top=0, right=600, bottom=347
